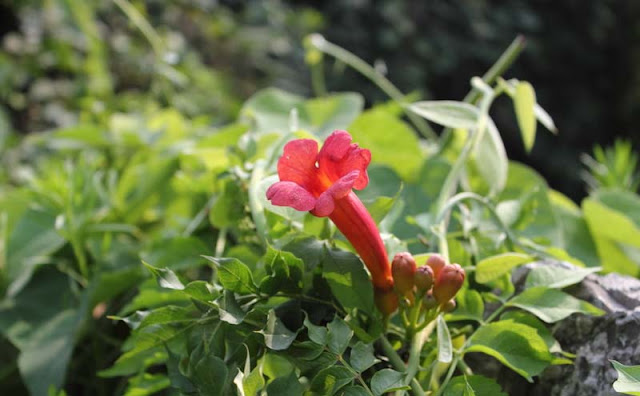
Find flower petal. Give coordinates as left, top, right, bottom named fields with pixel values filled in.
left=311, top=171, right=359, bottom=217
left=266, top=181, right=316, bottom=211
left=277, top=139, right=319, bottom=188
left=318, top=130, right=370, bottom=190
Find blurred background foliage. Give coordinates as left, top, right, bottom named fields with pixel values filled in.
left=1, top=0, right=639, bottom=199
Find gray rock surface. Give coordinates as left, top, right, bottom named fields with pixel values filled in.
left=516, top=260, right=640, bottom=396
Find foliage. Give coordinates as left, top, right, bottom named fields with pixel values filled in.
left=1, top=2, right=639, bottom=396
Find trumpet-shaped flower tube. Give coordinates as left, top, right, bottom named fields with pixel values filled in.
left=266, top=130, right=395, bottom=311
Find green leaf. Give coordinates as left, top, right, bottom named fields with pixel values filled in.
left=143, top=261, right=184, bottom=290
left=240, top=88, right=363, bottom=137
left=123, top=373, right=170, bottom=396
left=183, top=280, right=216, bottom=301
left=348, top=108, right=423, bottom=181
left=475, top=253, right=533, bottom=284
left=508, top=286, right=604, bottom=323
left=234, top=348, right=265, bottom=396
left=437, top=314, right=453, bottom=363
left=260, top=247, right=304, bottom=295
left=142, top=237, right=211, bottom=271
left=265, top=372, right=304, bottom=396
left=327, top=316, right=353, bottom=356
left=370, top=369, right=410, bottom=395
left=309, top=366, right=355, bottom=395
left=611, top=360, right=640, bottom=395
left=524, top=265, right=601, bottom=289
left=442, top=375, right=507, bottom=396
left=135, top=306, right=195, bottom=331
left=341, top=385, right=370, bottom=396
left=350, top=342, right=377, bottom=373
left=206, top=256, right=258, bottom=294
left=445, top=288, right=484, bottom=323
left=465, top=320, right=553, bottom=381
left=18, top=309, right=81, bottom=396
left=322, top=248, right=375, bottom=314
left=513, top=81, right=537, bottom=152
left=468, top=119, right=508, bottom=195
left=192, top=355, right=228, bottom=396
left=260, top=310, right=298, bottom=351
left=534, top=104, right=557, bottom=134
left=210, top=179, right=246, bottom=228
left=304, top=314, right=328, bottom=345
left=409, top=101, right=479, bottom=129
left=216, top=290, right=247, bottom=325
left=583, top=190, right=640, bottom=276
left=500, top=311, right=562, bottom=353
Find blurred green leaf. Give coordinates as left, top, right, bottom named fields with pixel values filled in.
left=524, top=265, right=601, bottom=289
left=409, top=101, right=479, bottom=129
left=475, top=253, right=533, bottom=284
left=442, top=375, right=507, bottom=396
left=508, top=286, right=604, bottom=323
left=143, top=262, right=185, bottom=290
left=611, top=360, right=640, bottom=395
left=437, top=314, right=453, bottom=363
left=370, top=369, right=409, bottom=395
left=465, top=320, right=553, bottom=381
left=513, top=81, right=537, bottom=152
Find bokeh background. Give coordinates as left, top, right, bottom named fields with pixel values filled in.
left=2, top=0, right=639, bottom=200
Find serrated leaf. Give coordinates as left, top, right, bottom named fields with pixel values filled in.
left=409, top=101, right=479, bottom=129
left=514, top=81, right=537, bottom=152
left=611, top=360, right=640, bottom=395
left=260, top=310, right=298, bottom=351
left=465, top=320, right=553, bottom=381
left=310, top=366, right=355, bottom=395
left=143, top=261, right=184, bottom=290
left=350, top=342, right=376, bottom=373
left=437, top=314, right=453, bottom=363
left=475, top=253, right=533, bottom=284
left=327, top=316, right=353, bottom=355
left=508, top=286, right=604, bottom=323
left=206, top=256, right=258, bottom=294
left=524, top=265, right=601, bottom=289
left=370, top=369, right=410, bottom=395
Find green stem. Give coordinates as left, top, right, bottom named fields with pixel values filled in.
left=311, top=61, right=328, bottom=97
left=379, top=336, right=425, bottom=396
left=214, top=228, right=227, bottom=258
left=434, top=355, right=460, bottom=396
left=339, top=356, right=375, bottom=396
left=309, top=34, right=437, bottom=140
left=113, top=0, right=164, bottom=56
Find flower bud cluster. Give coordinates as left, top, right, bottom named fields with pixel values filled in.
left=391, top=253, right=465, bottom=314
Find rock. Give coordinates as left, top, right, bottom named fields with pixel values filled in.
left=514, top=260, right=640, bottom=396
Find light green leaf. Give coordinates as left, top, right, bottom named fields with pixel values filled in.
left=409, top=101, right=479, bottom=129
left=370, top=369, right=410, bottom=395
left=508, top=286, right=604, bottom=323
left=437, top=314, right=453, bottom=363
left=442, top=375, right=507, bottom=396
left=446, top=288, right=484, bottom=322
left=206, top=256, right=258, bottom=294
left=348, top=108, right=423, bottom=181
left=260, top=310, right=298, bottom=351
left=611, top=360, right=640, bottom=395
left=534, top=104, right=557, bottom=134
left=465, top=320, right=553, bottom=381
left=514, top=81, right=537, bottom=152
left=469, top=118, right=508, bottom=194
left=524, top=265, right=601, bottom=289
left=475, top=253, right=533, bottom=284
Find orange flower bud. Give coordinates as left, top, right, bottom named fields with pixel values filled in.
left=392, top=252, right=416, bottom=294
left=426, top=254, right=446, bottom=280
left=414, top=265, right=434, bottom=291
left=375, top=287, right=398, bottom=316
left=433, top=263, right=465, bottom=305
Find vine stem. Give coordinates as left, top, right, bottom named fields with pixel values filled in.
left=379, top=336, right=425, bottom=396
left=309, top=34, right=438, bottom=140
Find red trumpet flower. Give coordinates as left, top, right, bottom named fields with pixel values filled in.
left=266, top=130, right=395, bottom=312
